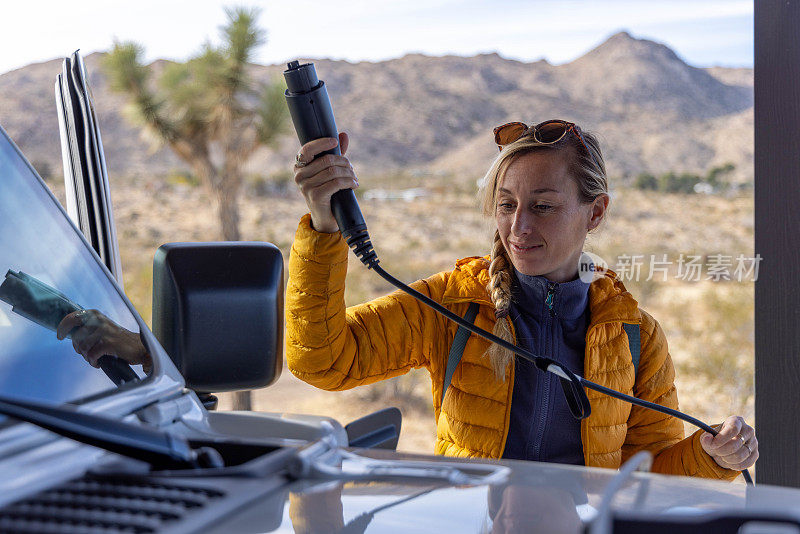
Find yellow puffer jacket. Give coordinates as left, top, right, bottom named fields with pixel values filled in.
left=286, top=214, right=739, bottom=480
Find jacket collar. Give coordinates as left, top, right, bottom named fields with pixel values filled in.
left=441, top=257, right=640, bottom=326
left=512, top=268, right=590, bottom=321
left=586, top=267, right=641, bottom=326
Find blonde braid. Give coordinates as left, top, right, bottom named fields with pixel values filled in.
left=484, top=230, right=515, bottom=381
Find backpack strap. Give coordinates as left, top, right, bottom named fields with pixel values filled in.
left=441, top=302, right=480, bottom=406
left=622, top=322, right=641, bottom=375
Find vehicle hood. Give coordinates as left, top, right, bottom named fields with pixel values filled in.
left=207, top=449, right=800, bottom=534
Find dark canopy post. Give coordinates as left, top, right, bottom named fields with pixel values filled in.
left=754, top=0, right=800, bottom=487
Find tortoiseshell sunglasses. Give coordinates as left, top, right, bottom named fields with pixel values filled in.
left=493, top=119, right=600, bottom=169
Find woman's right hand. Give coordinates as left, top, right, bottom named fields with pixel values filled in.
left=56, top=309, right=152, bottom=374
left=293, top=132, right=358, bottom=233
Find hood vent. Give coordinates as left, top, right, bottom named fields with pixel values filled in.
left=0, top=475, right=225, bottom=533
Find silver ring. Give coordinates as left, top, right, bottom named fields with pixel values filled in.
left=738, top=434, right=752, bottom=455
left=295, top=152, right=309, bottom=168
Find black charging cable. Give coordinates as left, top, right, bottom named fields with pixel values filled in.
left=347, top=235, right=754, bottom=485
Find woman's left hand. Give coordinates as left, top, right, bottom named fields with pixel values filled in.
left=700, top=415, right=758, bottom=470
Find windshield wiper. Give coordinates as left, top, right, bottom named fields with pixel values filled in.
left=0, top=394, right=222, bottom=470
left=288, top=435, right=509, bottom=486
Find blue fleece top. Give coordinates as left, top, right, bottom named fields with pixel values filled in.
left=501, top=268, right=590, bottom=465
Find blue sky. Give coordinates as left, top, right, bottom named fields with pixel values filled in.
left=0, top=0, right=753, bottom=75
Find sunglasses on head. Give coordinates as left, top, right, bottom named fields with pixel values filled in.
left=493, top=119, right=600, bottom=170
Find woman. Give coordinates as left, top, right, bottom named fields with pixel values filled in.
left=286, top=120, right=757, bottom=479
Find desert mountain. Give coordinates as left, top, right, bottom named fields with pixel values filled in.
left=0, top=31, right=753, bottom=186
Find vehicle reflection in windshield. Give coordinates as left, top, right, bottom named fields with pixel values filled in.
left=56, top=309, right=151, bottom=373
left=0, top=126, right=143, bottom=410
left=0, top=270, right=150, bottom=376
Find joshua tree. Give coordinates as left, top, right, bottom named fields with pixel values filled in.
left=105, top=7, right=288, bottom=410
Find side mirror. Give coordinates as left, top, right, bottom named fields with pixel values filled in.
left=152, top=242, right=283, bottom=393
left=345, top=407, right=402, bottom=450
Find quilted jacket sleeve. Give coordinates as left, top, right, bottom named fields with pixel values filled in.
left=285, top=214, right=451, bottom=391
left=622, top=310, right=740, bottom=481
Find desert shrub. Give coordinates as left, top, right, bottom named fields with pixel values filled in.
left=659, top=171, right=702, bottom=194
left=633, top=164, right=736, bottom=195
left=706, top=162, right=735, bottom=183
left=634, top=172, right=658, bottom=191
left=166, top=170, right=200, bottom=187
left=705, top=162, right=735, bottom=192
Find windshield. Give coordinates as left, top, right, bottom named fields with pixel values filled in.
left=0, top=127, right=142, bottom=415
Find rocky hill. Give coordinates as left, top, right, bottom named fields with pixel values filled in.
left=0, top=31, right=753, bottom=185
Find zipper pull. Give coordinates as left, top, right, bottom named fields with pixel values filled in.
left=545, top=282, right=557, bottom=314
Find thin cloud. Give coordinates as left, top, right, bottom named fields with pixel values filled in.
left=0, top=0, right=753, bottom=75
